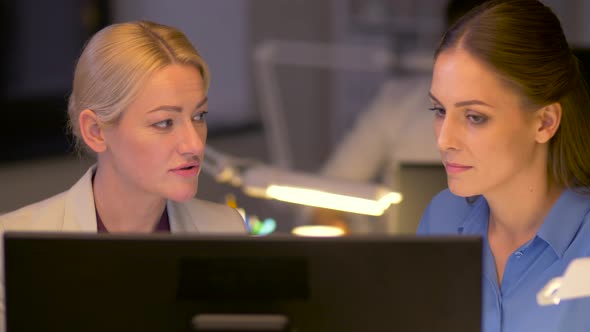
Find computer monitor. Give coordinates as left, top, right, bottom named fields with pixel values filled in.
left=4, top=233, right=482, bottom=332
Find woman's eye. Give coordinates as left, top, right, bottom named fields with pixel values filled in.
left=466, top=114, right=487, bottom=125
left=153, top=119, right=173, bottom=129
left=193, top=111, right=208, bottom=122
left=429, top=107, right=446, bottom=118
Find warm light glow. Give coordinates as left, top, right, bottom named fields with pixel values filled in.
left=266, top=185, right=402, bottom=216
left=291, top=225, right=346, bottom=237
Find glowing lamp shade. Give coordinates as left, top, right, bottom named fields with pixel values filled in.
left=242, top=166, right=402, bottom=216
left=291, top=225, right=346, bottom=237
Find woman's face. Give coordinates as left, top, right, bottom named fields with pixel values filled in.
left=101, top=64, right=208, bottom=202
left=430, top=49, right=542, bottom=198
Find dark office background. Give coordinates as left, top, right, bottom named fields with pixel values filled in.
left=0, top=0, right=111, bottom=161
left=2, top=0, right=587, bottom=163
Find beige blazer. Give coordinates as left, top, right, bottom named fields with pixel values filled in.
left=0, top=165, right=247, bottom=233
left=0, top=166, right=247, bottom=332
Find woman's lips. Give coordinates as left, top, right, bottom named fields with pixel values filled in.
left=171, top=163, right=200, bottom=177
left=444, top=162, right=473, bottom=174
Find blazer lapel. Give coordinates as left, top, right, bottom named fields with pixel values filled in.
left=62, top=166, right=98, bottom=232
left=167, top=200, right=200, bottom=233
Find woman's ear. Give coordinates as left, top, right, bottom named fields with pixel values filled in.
left=535, top=102, right=562, bottom=144
left=79, top=109, right=107, bottom=153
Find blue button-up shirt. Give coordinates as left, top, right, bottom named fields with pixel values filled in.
left=418, top=189, right=590, bottom=332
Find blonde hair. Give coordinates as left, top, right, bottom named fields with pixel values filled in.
left=68, top=20, right=210, bottom=152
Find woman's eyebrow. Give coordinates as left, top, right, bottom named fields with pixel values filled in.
left=428, top=92, right=494, bottom=108
left=147, top=96, right=209, bottom=113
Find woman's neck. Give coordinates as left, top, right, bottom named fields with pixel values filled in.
left=485, top=172, right=563, bottom=285
left=484, top=144, right=564, bottom=239
left=92, top=163, right=167, bottom=233
left=486, top=179, right=562, bottom=242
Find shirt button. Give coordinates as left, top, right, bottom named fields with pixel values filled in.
left=515, top=251, right=523, bottom=258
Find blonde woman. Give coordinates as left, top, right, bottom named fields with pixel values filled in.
left=2, top=18, right=249, bottom=322
left=0, top=19, right=247, bottom=331
left=1, top=20, right=246, bottom=233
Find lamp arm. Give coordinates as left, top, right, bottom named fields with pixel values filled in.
left=202, top=146, right=260, bottom=187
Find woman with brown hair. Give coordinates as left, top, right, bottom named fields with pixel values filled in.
left=418, top=0, right=590, bottom=331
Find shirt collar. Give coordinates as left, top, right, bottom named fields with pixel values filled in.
left=456, top=190, right=590, bottom=258
left=95, top=207, right=171, bottom=233
left=537, top=189, right=590, bottom=258
left=457, top=196, right=489, bottom=236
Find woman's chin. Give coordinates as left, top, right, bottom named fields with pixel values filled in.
left=167, top=188, right=198, bottom=202
left=448, top=184, right=479, bottom=198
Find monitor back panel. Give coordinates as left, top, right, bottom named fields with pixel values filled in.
left=4, top=233, right=482, bottom=332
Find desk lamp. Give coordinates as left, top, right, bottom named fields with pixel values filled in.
left=202, top=146, right=402, bottom=217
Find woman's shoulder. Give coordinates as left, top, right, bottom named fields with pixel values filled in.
left=417, top=189, right=480, bottom=234
left=0, top=192, right=68, bottom=232
left=0, top=167, right=96, bottom=232
left=169, top=198, right=247, bottom=234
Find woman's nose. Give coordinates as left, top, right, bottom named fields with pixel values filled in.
left=177, top=122, right=206, bottom=156
left=436, top=116, right=461, bottom=152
